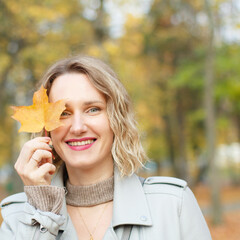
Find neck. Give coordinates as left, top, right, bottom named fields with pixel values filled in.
left=66, top=160, right=114, bottom=186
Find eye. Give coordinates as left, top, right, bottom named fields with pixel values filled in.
left=88, top=107, right=100, bottom=113
left=60, top=111, right=71, bottom=117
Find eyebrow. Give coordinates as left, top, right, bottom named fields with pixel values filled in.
left=65, top=100, right=105, bottom=108
left=83, top=100, right=105, bottom=106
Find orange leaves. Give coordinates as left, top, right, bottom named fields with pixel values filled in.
left=11, top=85, right=66, bottom=133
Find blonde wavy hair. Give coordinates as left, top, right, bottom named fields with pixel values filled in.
left=37, top=55, right=147, bottom=176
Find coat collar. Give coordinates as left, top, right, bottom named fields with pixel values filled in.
left=51, top=164, right=152, bottom=230
left=51, top=164, right=68, bottom=231
left=112, top=168, right=152, bottom=227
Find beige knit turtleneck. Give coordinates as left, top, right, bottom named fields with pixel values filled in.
left=66, top=176, right=114, bottom=207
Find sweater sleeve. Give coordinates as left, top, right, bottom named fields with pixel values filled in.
left=0, top=192, right=66, bottom=240
left=24, top=185, right=65, bottom=214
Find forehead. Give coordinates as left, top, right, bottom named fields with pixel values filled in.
left=49, top=73, right=106, bottom=102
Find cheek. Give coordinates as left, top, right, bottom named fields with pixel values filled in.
left=50, top=127, right=65, bottom=144
left=105, top=119, right=114, bottom=138
left=96, top=116, right=113, bottom=136
left=103, top=124, right=114, bottom=145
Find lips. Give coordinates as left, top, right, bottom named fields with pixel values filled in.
left=67, top=139, right=95, bottom=146
left=65, top=138, right=96, bottom=151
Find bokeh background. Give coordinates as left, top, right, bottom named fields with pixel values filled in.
left=0, top=0, right=240, bottom=239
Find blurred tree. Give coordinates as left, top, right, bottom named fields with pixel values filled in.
left=109, top=0, right=240, bottom=189
left=215, top=44, right=240, bottom=141
left=0, top=0, right=239, bottom=209
left=204, top=0, right=222, bottom=225
left=0, top=0, right=111, bottom=192
left=137, top=0, right=206, bottom=181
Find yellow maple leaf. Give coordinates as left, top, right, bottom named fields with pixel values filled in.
left=11, top=85, right=66, bottom=133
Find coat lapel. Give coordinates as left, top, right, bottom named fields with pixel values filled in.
left=112, top=169, right=152, bottom=228
left=51, top=165, right=69, bottom=232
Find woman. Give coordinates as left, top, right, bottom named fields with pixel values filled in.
left=0, top=55, right=212, bottom=240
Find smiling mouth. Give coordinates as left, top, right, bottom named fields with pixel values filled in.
left=67, top=139, right=96, bottom=146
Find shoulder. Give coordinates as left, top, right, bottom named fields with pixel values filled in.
left=0, top=192, right=27, bottom=218
left=142, top=176, right=188, bottom=198
left=143, top=176, right=187, bottom=188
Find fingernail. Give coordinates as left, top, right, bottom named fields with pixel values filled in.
left=44, top=137, right=51, bottom=141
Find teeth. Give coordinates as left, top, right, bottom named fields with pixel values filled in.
left=68, top=140, right=94, bottom=146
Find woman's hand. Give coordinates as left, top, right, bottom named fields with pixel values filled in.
left=14, top=137, right=56, bottom=186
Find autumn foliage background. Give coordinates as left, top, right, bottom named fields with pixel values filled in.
left=0, top=1, right=240, bottom=239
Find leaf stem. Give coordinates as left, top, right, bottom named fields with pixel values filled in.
left=44, top=128, right=48, bottom=137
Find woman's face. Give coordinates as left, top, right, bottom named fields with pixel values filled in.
left=49, top=73, right=114, bottom=174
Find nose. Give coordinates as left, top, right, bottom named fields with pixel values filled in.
left=69, top=113, right=87, bottom=135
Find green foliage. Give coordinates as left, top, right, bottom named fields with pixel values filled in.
left=0, top=0, right=107, bottom=167
left=0, top=0, right=239, bottom=182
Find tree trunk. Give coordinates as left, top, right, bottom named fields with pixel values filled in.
left=9, top=122, right=24, bottom=194
left=175, top=89, right=189, bottom=182
left=234, top=112, right=240, bottom=141
left=204, top=0, right=222, bottom=225
left=162, top=113, right=176, bottom=171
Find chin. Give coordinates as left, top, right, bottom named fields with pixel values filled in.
left=65, top=159, right=98, bottom=169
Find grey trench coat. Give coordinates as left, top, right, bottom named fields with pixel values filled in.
left=0, top=165, right=212, bottom=239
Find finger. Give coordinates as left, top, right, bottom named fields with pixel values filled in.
left=39, top=162, right=56, bottom=175
left=16, top=149, right=52, bottom=177
left=29, top=149, right=53, bottom=168
left=38, top=157, right=53, bottom=167
left=31, top=156, right=39, bottom=165
left=16, top=138, right=52, bottom=167
left=38, top=163, right=56, bottom=183
left=20, top=139, right=52, bottom=161
left=17, top=149, right=53, bottom=185
left=23, top=163, right=56, bottom=186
